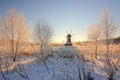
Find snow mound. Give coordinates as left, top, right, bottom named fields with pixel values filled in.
left=54, top=46, right=84, bottom=61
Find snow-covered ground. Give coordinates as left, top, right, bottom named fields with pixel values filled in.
left=0, top=46, right=120, bottom=80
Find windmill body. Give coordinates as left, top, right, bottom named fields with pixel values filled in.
left=65, top=34, right=72, bottom=46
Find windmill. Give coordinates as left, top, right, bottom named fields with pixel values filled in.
left=65, top=30, right=75, bottom=46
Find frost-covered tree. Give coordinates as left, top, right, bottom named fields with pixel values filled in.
left=100, top=8, right=119, bottom=80
left=34, top=18, right=53, bottom=58
left=87, top=24, right=102, bottom=59
left=101, top=8, right=118, bottom=55
left=1, top=8, right=30, bottom=61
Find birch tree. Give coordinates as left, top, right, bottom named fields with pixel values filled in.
left=34, top=18, right=53, bottom=58
left=1, top=8, right=30, bottom=62
left=101, top=8, right=118, bottom=55
left=100, top=9, right=119, bottom=80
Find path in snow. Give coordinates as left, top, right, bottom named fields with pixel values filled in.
left=28, top=46, right=85, bottom=80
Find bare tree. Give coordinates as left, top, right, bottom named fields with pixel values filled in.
left=1, top=8, right=30, bottom=62
left=87, top=24, right=102, bottom=59
left=100, top=8, right=119, bottom=80
left=34, top=18, right=53, bottom=59
left=101, top=8, right=118, bottom=55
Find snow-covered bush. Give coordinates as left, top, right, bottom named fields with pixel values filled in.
left=0, top=55, right=14, bottom=80
left=42, top=45, right=54, bottom=59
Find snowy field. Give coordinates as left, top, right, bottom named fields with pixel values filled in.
left=0, top=46, right=120, bottom=80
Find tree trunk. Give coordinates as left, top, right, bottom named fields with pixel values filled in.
left=40, top=42, right=43, bottom=58
left=11, top=40, right=15, bottom=62
left=14, top=36, right=20, bottom=62
left=95, top=40, right=98, bottom=59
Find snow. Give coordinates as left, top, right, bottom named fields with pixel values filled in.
left=113, top=71, right=120, bottom=80
left=83, top=62, right=109, bottom=80
left=0, top=46, right=120, bottom=80
left=90, top=71, right=107, bottom=80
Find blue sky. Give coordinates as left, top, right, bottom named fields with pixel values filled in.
left=0, top=0, right=120, bottom=42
